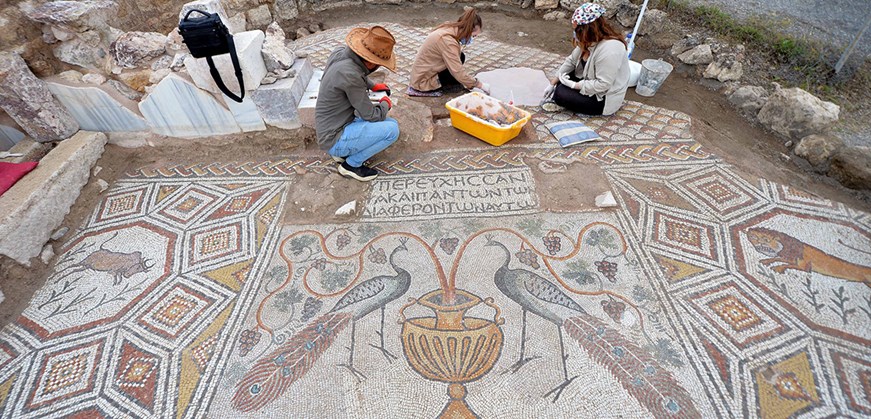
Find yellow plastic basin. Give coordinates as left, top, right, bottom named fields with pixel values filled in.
left=445, top=92, right=532, bottom=146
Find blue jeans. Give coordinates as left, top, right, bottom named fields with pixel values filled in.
left=329, top=117, right=400, bottom=167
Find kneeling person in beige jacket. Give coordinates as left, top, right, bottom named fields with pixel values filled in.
left=407, top=8, right=490, bottom=97
left=545, top=3, right=630, bottom=116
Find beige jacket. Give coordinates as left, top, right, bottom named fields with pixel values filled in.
left=410, top=26, right=477, bottom=91
left=557, top=39, right=630, bottom=115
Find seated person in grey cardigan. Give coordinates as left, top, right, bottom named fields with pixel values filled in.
left=543, top=3, right=630, bottom=116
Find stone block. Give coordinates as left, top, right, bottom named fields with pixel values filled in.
left=224, top=95, right=266, bottom=132
left=250, top=58, right=313, bottom=129
left=534, top=0, right=558, bottom=9
left=47, top=81, right=149, bottom=132
left=0, top=52, right=79, bottom=143
left=2, top=138, right=51, bottom=163
left=757, top=87, right=840, bottom=140
left=297, top=68, right=322, bottom=128
left=262, top=22, right=295, bottom=72
left=0, top=131, right=106, bottom=265
left=140, top=73, right=241, bottom=137
left=184, top=30, right=267, bottom=96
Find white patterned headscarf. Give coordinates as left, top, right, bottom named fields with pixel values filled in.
left=572, top=3, right=606, bottom=25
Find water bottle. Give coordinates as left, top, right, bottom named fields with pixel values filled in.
left=626, top=33, right=635, bottom=59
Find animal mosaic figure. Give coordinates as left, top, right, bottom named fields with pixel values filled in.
left=232, top=239, right=412, bottom=412
left=747, top=227, right=871, bottom=287
left=61, top=233, right=154, bottom=285
left=487, top=239, right=699, bottom=416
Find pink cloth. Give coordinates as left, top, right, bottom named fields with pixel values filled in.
left=0, top=161, right=38, bottom=197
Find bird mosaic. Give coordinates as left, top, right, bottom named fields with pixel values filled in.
left=231, top=239, right=412, bottom=412
left=487, top=238, right=700, bottom=416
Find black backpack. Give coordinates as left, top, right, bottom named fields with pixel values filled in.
left=178, top=9, right=245, bottom=102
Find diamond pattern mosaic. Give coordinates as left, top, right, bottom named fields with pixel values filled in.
left=0, top=24, right=867, bottom=419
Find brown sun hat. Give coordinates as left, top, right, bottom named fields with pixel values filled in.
left=346, top=25, right=397, bottom=72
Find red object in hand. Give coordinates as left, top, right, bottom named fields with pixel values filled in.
left=371, top=83, right=391, bottom=96
left=379, top=96, right=392, bottom=110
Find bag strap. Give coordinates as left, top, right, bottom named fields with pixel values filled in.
left=182, top=9, right=212, bottom=22
left=205, top=32, right=245, bottom=102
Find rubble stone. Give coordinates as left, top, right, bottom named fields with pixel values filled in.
left=107, top=79, right=142, bottom=101
left=81, top=73, right=106, bottom=84
left=0, top=52, right=79, bottom=143
left=728, top=85, right=768, bottom=115
left=273, top=0, right=299, bottom=22
left=677, top=44, right=713, bottom=65
left=246, top=5, right=272, bottom=28
left=53, top=37, right=108, bottom=70
left=794, top=134, right=843, bottom=168
left=262, top=22, right=295, bottom=73
left=757, top=86, right=840, bottom=139
left=111, top=31, right=166, bottom=68
left=22, top=0, right=118, bottom=33
left=543, top=11, right=565, bottom=20
left=829, top=146, right=871, bottom=190
left=118, top=69, right=153, bottom=93
left=703, top=53, right=743, bottom=82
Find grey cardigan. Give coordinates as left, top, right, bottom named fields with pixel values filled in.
left=315, top=46, right=390, bottom=150
left=557, top=39, right=630, bottom=116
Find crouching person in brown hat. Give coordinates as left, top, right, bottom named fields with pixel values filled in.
left=316, top=25, right=399, bottom=182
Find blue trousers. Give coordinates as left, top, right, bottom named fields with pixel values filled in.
left=329, top=117, right=400, bottom=167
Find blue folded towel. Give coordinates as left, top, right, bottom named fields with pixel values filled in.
left=545, top=121, right=602, bottom=148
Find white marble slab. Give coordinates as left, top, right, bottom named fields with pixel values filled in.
left=139, top=74, right=241, bottom=137
left=0, top=124, right=25, bottom=151
left=47, top=82, right=149, bottom=132
left=224, top=95, right=266, bottom=132
left=475, top=67, right=551, bottom=107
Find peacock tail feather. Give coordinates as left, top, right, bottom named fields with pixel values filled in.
left=231, top=312, right=352, bottom=412
left=564, top=315, right=700, bottom=418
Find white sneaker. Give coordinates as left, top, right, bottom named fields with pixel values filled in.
left=330, top=155, right=345, bottom=163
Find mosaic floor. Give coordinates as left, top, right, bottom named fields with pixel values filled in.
left=0, top=24, right=869, bottom=418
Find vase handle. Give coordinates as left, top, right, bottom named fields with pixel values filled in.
left=483, top=297, right=505, bottom=325
left=397, top=297, right=418, bottom=324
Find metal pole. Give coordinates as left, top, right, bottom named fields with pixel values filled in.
left=835, top=15, right=871, bottom=73
left=627, top=0, right=650, bottom=58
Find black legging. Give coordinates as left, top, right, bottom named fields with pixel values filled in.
left=438, top=52, right=466, bottom=91
left=552, top=73, right=605, bottom=115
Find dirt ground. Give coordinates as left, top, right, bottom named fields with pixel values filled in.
left=1, top=4, right=869, bottom=328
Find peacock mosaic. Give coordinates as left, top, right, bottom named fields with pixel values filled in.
left=0, top=23, right=868, bottom=419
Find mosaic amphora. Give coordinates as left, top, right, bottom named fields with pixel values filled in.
left=399, top=289, right=504, bottom=419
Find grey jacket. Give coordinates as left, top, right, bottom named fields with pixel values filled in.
left=557, top=39, right=630, bottom=115
left=315, top=46, right=390, bottom=149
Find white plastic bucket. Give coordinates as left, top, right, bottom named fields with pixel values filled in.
left=627, top=60, right=642, bottom=87
left=635, top=59, right=673, bottom=97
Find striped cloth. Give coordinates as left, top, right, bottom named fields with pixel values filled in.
left=545, top=121, right=602, bottom=147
